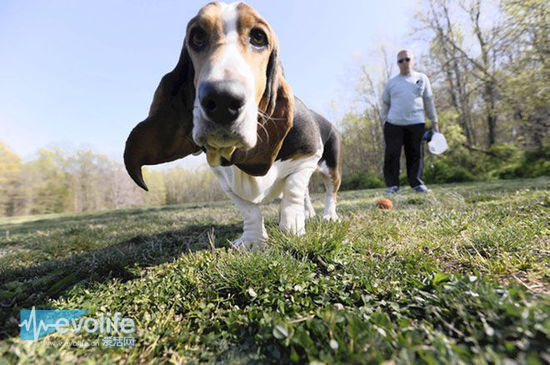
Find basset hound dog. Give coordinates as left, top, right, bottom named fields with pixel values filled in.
left=124, top=2, right=341, bottom=249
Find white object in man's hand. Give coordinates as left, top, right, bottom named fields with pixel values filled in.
left=428, top=132, right=448, bottom=155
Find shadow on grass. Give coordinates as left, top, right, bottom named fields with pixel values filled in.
left=0, top=222, right=241, bottom=339
left=0, top=202, right=222, bottom=235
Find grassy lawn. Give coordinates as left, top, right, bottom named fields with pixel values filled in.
left=0, top=178, right=549, bottom=364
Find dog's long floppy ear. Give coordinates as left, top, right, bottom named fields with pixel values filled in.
left=231, top=46, right=294, bottom=176
left=124, top=47, right=200, bottom=191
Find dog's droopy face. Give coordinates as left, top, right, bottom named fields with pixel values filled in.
left=124, top=2, right=293, bottom=191
left=186, top=2, right=277, bottom=163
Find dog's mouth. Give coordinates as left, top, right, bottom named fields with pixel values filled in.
left=205, top=146, right=236, bottom=166
left=198, top=129, right=255, bottom=167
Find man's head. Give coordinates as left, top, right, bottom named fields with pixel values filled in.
left=397, top=50, right=413, bottom=75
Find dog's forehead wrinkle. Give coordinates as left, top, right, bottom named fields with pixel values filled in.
left=218, top=2, right=240, bottom=35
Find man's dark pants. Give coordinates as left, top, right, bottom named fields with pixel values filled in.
left=383, top=122, right=425, bottom=188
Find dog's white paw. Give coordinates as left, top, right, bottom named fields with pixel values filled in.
left=323, top=212, right=340, bottom=222
left=231, top=237, right=266, bottom=252
left=280, top=216, right=306, bottom=235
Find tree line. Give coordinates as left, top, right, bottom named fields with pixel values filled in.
left=0, top=144, right=225, bottom=217
left=1, top=0, right=548, bottom=217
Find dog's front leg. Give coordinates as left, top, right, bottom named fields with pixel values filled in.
left=280, top=167, right=317, bottom=235
left=223, top=189, right=268, bottom=251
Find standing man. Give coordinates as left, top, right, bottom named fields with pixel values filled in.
left=381, top=50, right=438, bottom=194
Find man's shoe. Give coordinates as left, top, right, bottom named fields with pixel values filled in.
left=413, top=184, right=430, bottom=193
left=385, top=186, right=400, bottom=195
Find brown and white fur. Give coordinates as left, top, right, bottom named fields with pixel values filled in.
left=124, top=2, right=341, bottom=249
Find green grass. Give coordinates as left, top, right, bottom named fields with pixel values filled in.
left=0, top=178, right=549, bottom=364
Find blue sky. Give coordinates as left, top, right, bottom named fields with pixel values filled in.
left=0, top=0, right=419, bottom=168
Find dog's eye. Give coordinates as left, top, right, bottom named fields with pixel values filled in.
left=189, top=27, right=207, bottom=50
left=249, top=28, right=268, bottom=48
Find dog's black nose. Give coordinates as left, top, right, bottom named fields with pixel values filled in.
left=199, top=80, right=246, bottom=124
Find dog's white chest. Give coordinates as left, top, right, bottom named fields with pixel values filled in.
left=212, top=162, right=284, bottom=204
left=211, top=151, right=321, bottom=204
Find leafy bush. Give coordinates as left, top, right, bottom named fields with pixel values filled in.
left=340, top=171, right=385, bottom=191
left=423, top=160, right=477, bottom=184
left=480, top=143, right=522, bottom=179
left=508, top=144, right=550, bottom=178
left=340, top=140, right=548, bottom=187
